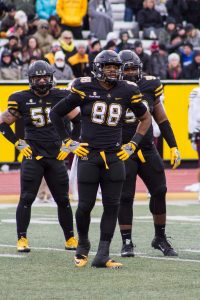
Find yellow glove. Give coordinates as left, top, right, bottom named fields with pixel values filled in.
left=57, top=144, right=70, bottom=160
left=15, top=139, right=32, bottom=158
left=117, top=142, right=136, bottom=161
left=170, top=147, right=181, bottom=170
left=64, top=138, right=89, bottom=157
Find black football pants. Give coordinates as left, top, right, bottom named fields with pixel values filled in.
left=76, top=151, right=126, bottom=242
left=118, top=145, right=167, bottom=226
left=16, top=157, right=74, bottom=240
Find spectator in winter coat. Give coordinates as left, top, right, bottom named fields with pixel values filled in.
left=52, top=51, right=74, bottom=80
left=0, top=49, right=21, bottom=80
left=1, top=4, right=16, bottom=32
left=137, top=0, right=163, bottom=39
left=166, top=0, right=187, bottom=24
left=56, top=0, right=87, bottom=39
left=33, top=20, right=54, bottom=54
left=182, top=51, right=200, bottom=79
left=59, top=30, right=77, bottom=62
left=88, top=0, right=113, bottom=40
left=150, top=43, right=168, bottom=79
left=36, top=0, right=57, bottom=20
left=185, top=23, right=200, bottom=48
left=124, top=0, right=143, bottom=22
left=167, top=52, right=182, bottom=79
left=68, top=42, right=90, bottom=77
left=133, top=40, right=152, bottom=74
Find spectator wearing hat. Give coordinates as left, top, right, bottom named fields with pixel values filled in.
left=159, top=17, right=177, bottom=47
left=68, top=42, right=90, bottom=77
left=11, top=45, right=23, bottom=66
left=116, top=30, right=133, bottom=53
left=44, top=41, right=62, bottom=65
left=167, top=31, right=183, bottom=54
left=166, top=0, right=187, bottom=24
left=150, top=43, right=168, bottom=79
left=185, top=23, right=200, bottom=48
left=48, top=15, right=62, bottom=39
left=36, top=0, right=57, bottom=20
left=56, top=0, right=87, bottom=39
left=52, top=50, right=74, bottom=80
left=33, top=19, right=54, bottom=54
left=88, top=0, right=113, bottom=40
left=1, top=4, right=16, bottom=32
left=59, top=30, right=77, bottom=62
left=22, top=36, right=42, bottom=63
left=167, top=52, right=182, bottom=79
left=88, top=38, right=102, bottom=68
left=5, top=34, right=19, bottom=52
left=0, top=48, right=21, bottom=79
left=133, top=40, right=152, bottom=74
left=27, top=14, right=39, bottom=36
left=179, top=42, right=194, bottom=67
left=103, top=40, right=116, bottom=51
left=182, top=50, right=200, bottom=79
left=137, top=0, right=163, bottom=39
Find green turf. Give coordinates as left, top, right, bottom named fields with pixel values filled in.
left=0, top=202, right=200, bottom=300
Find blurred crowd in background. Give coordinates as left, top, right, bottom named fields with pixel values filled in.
left=0, top=0, right=200, bottom=81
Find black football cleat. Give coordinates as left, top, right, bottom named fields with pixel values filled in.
left=151, top=235, right=178, bottom=256
left=121, top=241, right=135, bottom=257
left=91, top=255, right=123, bottom=269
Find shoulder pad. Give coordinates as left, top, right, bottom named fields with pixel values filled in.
left=7, top=91, right=24, bottom=111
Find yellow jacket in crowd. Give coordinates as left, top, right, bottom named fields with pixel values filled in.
left=56, top=0, right=88, bottom=27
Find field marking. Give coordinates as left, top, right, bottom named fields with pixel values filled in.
left=0, top=244, right=199, bottom=263
left=1, top=215, right=200, bottom=225
left=180, top=249, right=200, bottom=253
left=0, top=254, right=24, bottom=258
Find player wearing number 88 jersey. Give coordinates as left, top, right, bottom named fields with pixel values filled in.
left=50, top=50, right=152, bottom=268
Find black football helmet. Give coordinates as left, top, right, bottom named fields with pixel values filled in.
left=28, top=60, right=54, bottom=94
left=92, top=50, right=122, bottom=83
left=119, top=50, right=143, bottom=82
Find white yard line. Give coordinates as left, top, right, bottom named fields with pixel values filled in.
left=0, top=244, right=199, bottom=263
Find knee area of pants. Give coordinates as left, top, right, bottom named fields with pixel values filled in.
left=54, top=196, right=69, bottom=207
left=151, top=185, right=167, bottom=198
left=20, top=193, right=35, bottom=206
left=103, top=204, right=119, bottom=215
left=77, top=203, right=92, bottom=214
left=120, top=196, right=133, bottom=205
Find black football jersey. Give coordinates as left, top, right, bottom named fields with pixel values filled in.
left=60, top=77, right=146, bottom=151
left=8, top=88, right=70, bottom=157
left=123, top=75, right=163, bottom=149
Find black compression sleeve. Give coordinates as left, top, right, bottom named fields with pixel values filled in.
left=70, top=113, right=81, bottom=140
left=0, top=122, right=18, bottom=144
left=159, top=120, right=177, bottom=148
left=131, top=132, right=144, bottom=146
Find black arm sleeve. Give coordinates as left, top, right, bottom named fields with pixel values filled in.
left=159, top=120, right=177, bottom=148
left=70, top=113, right=81, bottom=140
left=50, top=93, right=82, bottom=141
left=0, top=122, right=18, bottom=144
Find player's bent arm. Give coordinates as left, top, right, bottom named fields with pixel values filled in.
left=0, top=110, right=18, bottom=144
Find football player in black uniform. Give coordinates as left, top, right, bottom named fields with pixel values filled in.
left=50, top=50, right=152, bottom=269
left=118, top=50, right=181, bottom=257
left=0, top=60, right=80, bottom=252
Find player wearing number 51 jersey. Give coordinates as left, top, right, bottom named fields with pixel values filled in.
left=50, top=50, right=151, bottom=269
left=0, top=60, right=80, bottom=253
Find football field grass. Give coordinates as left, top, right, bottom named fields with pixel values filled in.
left=0, top=201, right=200, bottom=300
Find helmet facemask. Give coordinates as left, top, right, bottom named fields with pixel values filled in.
left=122, top=62, right=142, bottom=82
left=29, top=74, right=53, bottom=95
left=93, top=62, right=122, bottom=83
